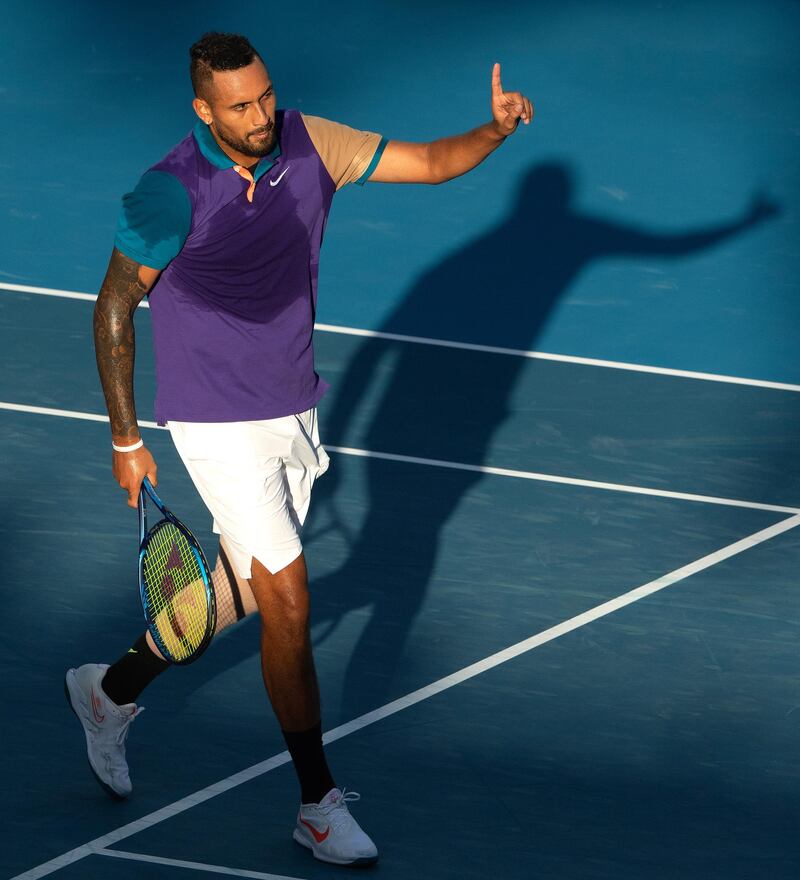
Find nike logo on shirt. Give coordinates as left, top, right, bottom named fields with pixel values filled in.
left=270, top=165, right=290, bottom=186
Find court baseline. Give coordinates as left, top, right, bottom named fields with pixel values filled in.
left=2, top=282, right=798, bottom=393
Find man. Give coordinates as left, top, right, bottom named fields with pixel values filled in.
left=65, top=32, right=532, bottom=867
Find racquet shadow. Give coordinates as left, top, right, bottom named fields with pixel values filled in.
left=184, top=160, right=778, bottom=721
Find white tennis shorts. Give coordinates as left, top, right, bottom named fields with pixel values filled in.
left=167, top=409, right=329, bottom=579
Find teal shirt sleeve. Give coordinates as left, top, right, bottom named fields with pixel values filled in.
left=114, top=171, right=192, bottom=269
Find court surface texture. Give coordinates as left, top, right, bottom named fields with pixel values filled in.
left=2, top=2, right=798, bottom=879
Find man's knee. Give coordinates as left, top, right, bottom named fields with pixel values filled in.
left=250, top=554, right=311, bottom=632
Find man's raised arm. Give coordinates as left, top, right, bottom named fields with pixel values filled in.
left=94, top=247, right=160, bottom=507
left=367, top=63, right=533, bottom=185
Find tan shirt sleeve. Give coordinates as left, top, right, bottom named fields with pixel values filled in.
left=301, top=114, right=384, bottom=190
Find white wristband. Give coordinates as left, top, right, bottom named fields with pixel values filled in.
left=112, top=439, right=144, bottom=453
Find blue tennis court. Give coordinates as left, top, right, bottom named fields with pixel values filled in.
left=2, top=2, right=799, bottom=879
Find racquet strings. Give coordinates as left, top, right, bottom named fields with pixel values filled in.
left=142, top=521, right=209, bottom=661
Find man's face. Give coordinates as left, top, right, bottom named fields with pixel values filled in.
left=194, top=58, right=278, bottom=160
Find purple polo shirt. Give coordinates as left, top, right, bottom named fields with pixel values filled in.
left=114, top=109, right=386, bottom=424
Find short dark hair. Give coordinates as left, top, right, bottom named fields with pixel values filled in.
left=189, top=32, right=262, bottom=99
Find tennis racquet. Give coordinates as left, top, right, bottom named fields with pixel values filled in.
left=138, top=477, right=216, bottom=664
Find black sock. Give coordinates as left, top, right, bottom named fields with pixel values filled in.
left=101, top=633, right=170, bottom=706
left=282, top=722, right=336, bottom=804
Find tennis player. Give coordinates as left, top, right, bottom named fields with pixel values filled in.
left=65, top=32, right=532, bottom=867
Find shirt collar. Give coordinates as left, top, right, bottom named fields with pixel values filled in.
left=193, top=120, right=281, bottom=181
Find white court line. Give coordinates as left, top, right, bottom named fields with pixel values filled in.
left=314, top=324, right=800, bottom=393
left=2, top=400, right=798, bottom=515
left=0, top=282, right=97, bottom=302
left=326, top=444, right=800, bottom=515
left=11, top=512, right=800, bottom=880
left=0, top=402, right=114, bottom=424
left=3, top=281, right=799, bottom=393
left=96, top=848, right=306, bottom=880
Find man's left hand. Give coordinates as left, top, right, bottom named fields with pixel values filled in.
left=491, top=62, right=533, bottom=136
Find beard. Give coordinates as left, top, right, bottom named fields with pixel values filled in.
left=214, top=119, right=277, bottom=159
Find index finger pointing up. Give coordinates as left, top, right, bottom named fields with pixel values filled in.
left=492, top=62, right=503, bottom=97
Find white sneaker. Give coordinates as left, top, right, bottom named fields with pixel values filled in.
left=293, top=788, right=378, bottom=866
left=64, top=663, right=143, bottom=800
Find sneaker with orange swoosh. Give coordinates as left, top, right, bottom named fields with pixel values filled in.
left=64, top=663, right=143, bottom=799
left=293, top=788, right=378, bottom=866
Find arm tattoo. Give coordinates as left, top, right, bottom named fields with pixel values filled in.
left=93, top=248, right=154, bottom=441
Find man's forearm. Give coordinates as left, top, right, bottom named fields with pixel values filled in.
left=427, top=121, right=507, bottom=184
left=94, top=300, right=139, bottom=442
left=367, top=65, right=530, bottom=186
left=93, top=249, right=152, bottom=442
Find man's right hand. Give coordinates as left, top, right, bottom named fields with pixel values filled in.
left=112, top=445, right=158, bottom=508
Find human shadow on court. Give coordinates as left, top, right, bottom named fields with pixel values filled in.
left=301, top=161, right=779, bottom=721
left=181, top=162, right=778, bottom=720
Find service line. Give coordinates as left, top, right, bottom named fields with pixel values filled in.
left=1, top=400, right=798, bottom=515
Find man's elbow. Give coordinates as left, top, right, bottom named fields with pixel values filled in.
left=425, top=166, right=449, bottom=186
left=424, top=145, right=449, bottom=185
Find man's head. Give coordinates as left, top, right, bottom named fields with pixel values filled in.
left=190, top=32, right=277, bottom=162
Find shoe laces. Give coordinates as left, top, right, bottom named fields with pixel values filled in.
left=115, top=706, right=144, bottom=746
left=319, top=789, right=361, bottom=831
